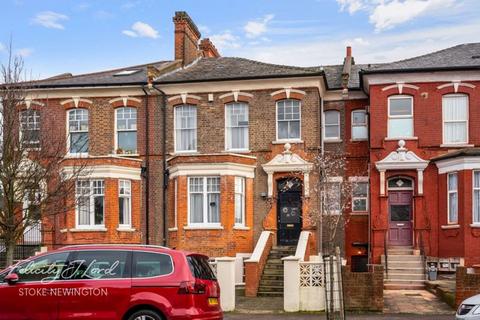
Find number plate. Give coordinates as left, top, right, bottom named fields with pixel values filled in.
left=208, top=298, right=219, bottom=306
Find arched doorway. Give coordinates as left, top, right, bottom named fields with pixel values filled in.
left=277, top=178, right=302, bottom=245
left=387, top=177, right=414, bottom=246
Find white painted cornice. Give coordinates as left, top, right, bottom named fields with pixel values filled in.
left=436, top=157, right=480, bottom=174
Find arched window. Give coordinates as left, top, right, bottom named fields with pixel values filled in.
left=324, top=110, right=340, bottom=140
left=115, top=107, right=137, bottom=154
left=225, top=102, right=249, bottom=150
left=174, top=105, right=197, bottom=152
left=388, top=95, right=413, bottom=138
left=276, top=99, right=301, bottom=141
left=67, top=109, right=89, bottom=154
left=442, top=94, right=468, bottom=145
left=351, top=109, right=367, bottom=140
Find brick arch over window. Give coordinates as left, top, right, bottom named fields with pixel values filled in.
left=219, top=91, right=253, bottom=104
left=168, top=93, right=201, bottom=106
left=17, top=99, right=45, bottom=110
left=60, top=98, right=93, bottom=109
left=437, top=82, right=476, bottom=95
left=382, top=83, right=419, bottom=96
left=270, top=88, right=306, bottom=101
left=109, top=97, right=142, bottom=108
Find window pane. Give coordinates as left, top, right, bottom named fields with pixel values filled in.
left=207, top=193, right=220, bottom=223
left=390, top=205, right=410, bottom=221
left=353, top=183, right=368, bottom=197
left=133, top=252, right=173, bottom=278
left=325, top=125, right=339, bottom=138
left=207, top=177, right=220, bottom=192
left=278, top=121, right=289, bottom=139
left=475, top=172, right=480, bottom=188
left=448, top=173, right=457, bottom=190
left=70, top=132, right=88, bottom=153
left=289, top=120, right=300, bottom=139
left=235, top=177, right=245, bottom=224
left=94, top=196, right=104, bottom=225
left=443, top=95, right=468, bottom=121
left=325, top=111, right=339, bottom=125
left=389, top=98, right=412, bottom=116
left=175, top=105, right=197, bottom=151
left=190, top=194, right=203, bottom=223
left=70, top=251, right=129, bottom=280
left=352, top=111, right=366, bottom=124
left=449, top=193, right=458, bottom=223
left=352, top=126, right=368, bottom=139
left=116, top=107, right=137, bottom=130
left=353, top=199, right=367, bottom=211
left=77, top=196, right=90, bottom=225
left=444, top=122, right=467, bottom=144
left=388, top=118, right=413, bottom=138
left=118, top=131, right=137, bottom=152
left=119, top=197, right=131, bottom=225
left=474, top=189, right=480, bottom=224
left=226, top=102, right=249, bottom=150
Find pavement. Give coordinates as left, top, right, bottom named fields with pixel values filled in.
left=225, top=313, right=454, bottom=319
left=383, top=289, right=454, bottom=315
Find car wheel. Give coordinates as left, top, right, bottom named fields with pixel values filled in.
left=128, top=309, right=162, bottom=320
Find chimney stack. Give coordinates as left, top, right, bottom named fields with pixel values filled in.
left=173, top=11, right=202, bottom=66
left=199, top=38, right=220, bottom=58
left=342, top=46, right=354, bottom=90
left=346, top=46, right=352, bottom=57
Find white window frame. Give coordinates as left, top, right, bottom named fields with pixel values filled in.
left=174, top=105, right=197, bottom=153
left=173, top=179, right=178, bottom=229
left=276, top=99, right=302, bottom=142
left=352, top=181, right=369, bottom=212
left=474, top=171, right=480, bottom=225
left=234, top=177, right=246, bottom=226
left=67, top=109, right=89, bottom=156
left=324, top=110, right=341, bottom=141
left=118, top=179, right=132, bottom=229
left=442, top=94, right=469, bottom=145
left=387, top=95, right=414, bottom=139
left=447, top=172, right=458, bottom=225
left=115, top=107, right=138, bottom=155
left=19, top=109, right=41, bottom=149
left=225, top=102, right=249, bottom=151
left=75, top=179, right=105, bottom=229
left=351, top=109, right=368, bottom=141
left=187, top=176, right=221, bottom=227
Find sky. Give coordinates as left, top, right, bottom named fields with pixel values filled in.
left=1, top=0, right=480, bottom=78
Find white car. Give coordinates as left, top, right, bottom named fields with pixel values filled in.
left=457, top=294, right=480, bottom=319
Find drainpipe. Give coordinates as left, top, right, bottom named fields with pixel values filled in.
left=141, top=86, right=150, bottom=245
left=317, top=85, right=325, bottom=255
left=366, top=104, right=372, bottom=265
left=150, top=85, right=169, bottom=247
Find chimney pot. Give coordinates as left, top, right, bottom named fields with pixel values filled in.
left=346, top=46, right=352, bottom=57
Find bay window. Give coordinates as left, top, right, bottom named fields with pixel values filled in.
left=119, top=180, right=131, bottom=228
left=443, top=94, right=468, bottom=145
left=388, top=96, right=413, bottom=138
left=76, top=180, right=104, bottom=228
left=277, top=99, right=301, bottom=140
left=474, top=171, right=480, bottom=224
left=324, top=110, right=340, bottom=140
left=188, top=177, right=220, bottom=225
left=175, top=105, right=197, bottom=152
left=20, top=109, right=40, bottom=148
left=116, top=107, right=137, bottom=154
left=234, top=177, right=245, bottom=226
left=447, top=173, right=458, bottom=224
left=352, top=182, right=368, bottom=212
left=225, top=102, right=249, bottom=150
left=68, top=109, right=89, bottom=154
left=351, top=110, right=367, bottom=140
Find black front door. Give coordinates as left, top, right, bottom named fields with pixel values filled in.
left=277, top=179, right=302, bottom=245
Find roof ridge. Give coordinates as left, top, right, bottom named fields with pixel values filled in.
left=35, top=60, right=171, bottom=82
left=218, top=56, right=322, bottom=72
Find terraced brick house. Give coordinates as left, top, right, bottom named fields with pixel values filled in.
left=14, top=11, right=480, bottom=292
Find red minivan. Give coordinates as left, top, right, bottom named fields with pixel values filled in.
left=0, top=245, right=223, bottom=320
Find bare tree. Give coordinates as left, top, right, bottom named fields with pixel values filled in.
left=0, top=45, right=88, bottom=266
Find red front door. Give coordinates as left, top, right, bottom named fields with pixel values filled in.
left=388, top=191, right=413, bottom=246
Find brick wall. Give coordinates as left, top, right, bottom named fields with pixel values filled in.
left=342, top=265, right=384, bottom=311
left=456, top=266, right=480, bottom=307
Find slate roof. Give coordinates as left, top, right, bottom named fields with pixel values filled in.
left=362, top=43, right=480, bottom=73
left=155, top=57, right=323, bottom=83
left=31, top=61, right=172, bottom=88
left=432, top=148, right=480, bottom=161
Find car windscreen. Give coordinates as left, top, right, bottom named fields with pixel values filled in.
left=187, top=255, right=216, bottom=280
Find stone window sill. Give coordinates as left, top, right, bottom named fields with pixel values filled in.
left=440, top=144, right=474, bottom=148
left=69, top=228, right=107, bottom=232
left=115, top=153, right=140, bottom=157
left=168, top=227, right=178, bottom=232
left=324, top=139, right=342, bottom=143
left=385, top=137, right=418, bottom=141
left=233, top=226, right=250, bottom=230
left=350, top=212, right=369, bottom=216
left=184, top=225, right=224, bottom=230
left=117, top=227, right=136, bottom=232
left=272, top=140, right=304, bottom=145
left=441, top=224, right=460, bottom=230
left=470, top=224, right=480, bottom=228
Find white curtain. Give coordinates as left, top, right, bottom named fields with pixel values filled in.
left=474, top=172, right=480, bottom=223
left=175, top=106, right=197, bottom=151
left=443, top=95, right=468, bottom=143
left=448, top=173, right=458, bottom=223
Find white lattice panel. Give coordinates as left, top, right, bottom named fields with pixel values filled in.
left=300, top=262, right=324, bottom=287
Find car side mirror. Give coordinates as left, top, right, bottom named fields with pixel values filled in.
left=4, top=273, right=19, bottom=285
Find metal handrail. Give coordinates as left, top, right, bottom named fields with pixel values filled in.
left=384, top=230, right=388, bottom=277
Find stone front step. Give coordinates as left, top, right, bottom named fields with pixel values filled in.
left=257, top=291, right=283, bottom=297
left=384, top=283, right=426, bottom=290
left=388, top=255, right=422, bottom=262
left=386, top=273, right=426, bottom=280
left=257, top=285, right=284, bottom=292
left=388, top=249, right=415, bottom=255
left=387, top=261, right=423, bottom=268
left=259, top=280, right=284, bottom=286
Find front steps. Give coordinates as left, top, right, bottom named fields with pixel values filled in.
left=257, top=246, right=295, bottom=297
left=383, top=246, right=426, bottom=290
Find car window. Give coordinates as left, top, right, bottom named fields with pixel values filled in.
left=68, top=250, right=130, bottom=280
left=0, top=268, right=10, bottom=282
left=187, top=255, right=216, bottom=280
left=132, top=252, right=173, bottom=278
left=15, top=252, right=70, bottom=283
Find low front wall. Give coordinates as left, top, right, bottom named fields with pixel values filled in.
left=456, top=266, right=480, bottom=307
left=342, top=265, right=384, bottom=312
